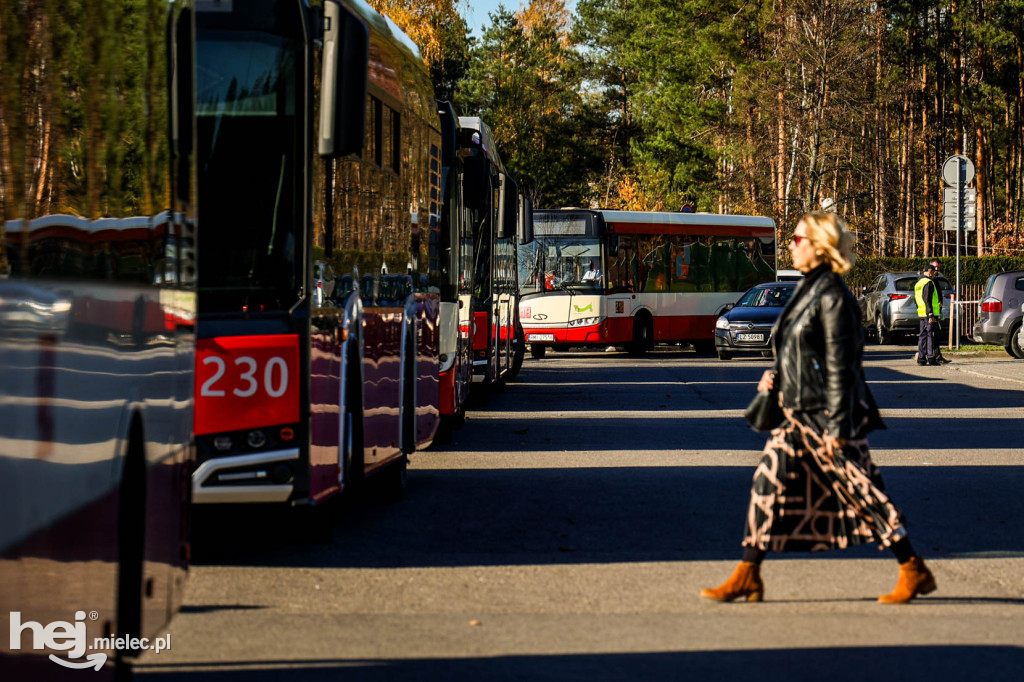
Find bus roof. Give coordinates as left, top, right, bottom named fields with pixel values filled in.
left=599, top=210, right=775, bottom=229
left=457, top=116, right=507, bottom=174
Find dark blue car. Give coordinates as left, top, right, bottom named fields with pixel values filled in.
left=714, top=282, right=798, bottom=360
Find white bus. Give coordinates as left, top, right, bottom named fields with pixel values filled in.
left=519, top=209, right=777, bottom=356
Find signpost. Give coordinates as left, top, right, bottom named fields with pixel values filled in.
left=941, top=154, right=976, bottom=349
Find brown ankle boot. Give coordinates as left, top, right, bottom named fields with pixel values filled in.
left=701, top=561, right=764, bottom=602
left=878, top=557, right=937, bottom=604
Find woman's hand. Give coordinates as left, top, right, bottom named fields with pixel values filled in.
left=757, top=370, right=776, bottom=393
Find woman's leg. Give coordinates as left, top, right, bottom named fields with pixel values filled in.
left=742, top=545, right=767, bottom=565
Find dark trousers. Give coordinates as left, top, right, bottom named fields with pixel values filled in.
left=918, top=317, right=940, bottom=361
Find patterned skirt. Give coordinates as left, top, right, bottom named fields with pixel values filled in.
left=742, top=408, right=906, bottom=552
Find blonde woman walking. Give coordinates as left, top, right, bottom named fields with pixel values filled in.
left=701, top=212, right=936, bottom=604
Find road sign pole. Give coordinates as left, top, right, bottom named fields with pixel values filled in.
left=950, top=160, right=958, bottom=346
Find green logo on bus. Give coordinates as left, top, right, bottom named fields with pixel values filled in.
left=573, top=304, right=593, bottom=313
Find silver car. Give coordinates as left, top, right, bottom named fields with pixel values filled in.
left=859, top=271, right=952, bottom=344
left=972, top=270, right=1024, bottom=359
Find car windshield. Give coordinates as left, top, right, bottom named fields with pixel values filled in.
left=895, top=276, right=952, bottom=292
left=736, top=285, right=793, bottom=308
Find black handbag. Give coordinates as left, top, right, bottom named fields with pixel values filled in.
left=744, top=388, right=783, bottom=432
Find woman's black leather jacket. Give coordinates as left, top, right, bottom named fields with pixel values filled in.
left=772, top=264, right=884, bottom=439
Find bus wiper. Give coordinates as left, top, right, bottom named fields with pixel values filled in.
left=556, top=282, right=578, bottom=295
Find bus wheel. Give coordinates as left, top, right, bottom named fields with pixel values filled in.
left=530, top=344, right=546, bottom=359
left=379, top=454, right=408, bottom=503
left=116, top=417, right=146, bottom=675
left=627, top=313, right=653, bottom=355
left=343, top=348, right=365, bottom=499
left=508, top=322, right=526, bottom=379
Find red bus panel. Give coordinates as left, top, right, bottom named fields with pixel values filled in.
left=195, top=335, right=300, bottom=436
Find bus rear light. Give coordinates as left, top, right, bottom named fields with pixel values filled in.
left=247, top=430, right=267, bottom=448
left=279, top=427, right=295, bottom=441
left=981, top=297, right=1002, bottom=313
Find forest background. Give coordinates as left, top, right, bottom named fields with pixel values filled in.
left=372, top=0, right=1024, bottom=264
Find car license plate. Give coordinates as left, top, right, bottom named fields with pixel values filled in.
left=529, top=333, right=555, bottom=342
left=736, top=333, right=764, bottom=342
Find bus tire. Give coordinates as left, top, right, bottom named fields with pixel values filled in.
left=379, top=454, right=408, bottom=503
left=628, top=312, right=653, bottom=355
left=343, top=346, right=365, bottom=498
left=116, top=416, right=147, bottom=671
left=508, top=322, right=526, bottom=380
left=401, top=330, right=416, bottom=454
left=530, top=344, right=546, bottom=359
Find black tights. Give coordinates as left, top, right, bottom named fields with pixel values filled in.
left=742, top=537, right=917, bottom=565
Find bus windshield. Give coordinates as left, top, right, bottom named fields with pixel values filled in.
left=196, top=29, right=303, bottom=312
left=519, top=237, right=602, bottom=294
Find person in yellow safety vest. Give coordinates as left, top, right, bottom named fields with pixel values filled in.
left=915, top=265, right=942, bottom=365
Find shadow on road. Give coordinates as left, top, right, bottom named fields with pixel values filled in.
left=191, top=463, right=1024, bottom=568
left=191, top=346, right=1024, bottom=568
left=137, top=645, right=1024, bottom=682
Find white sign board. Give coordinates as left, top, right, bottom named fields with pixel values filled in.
left=942, top=155, right=975, bottom=187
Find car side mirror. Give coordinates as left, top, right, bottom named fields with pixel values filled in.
left=723, top=303, right=735, bottom=312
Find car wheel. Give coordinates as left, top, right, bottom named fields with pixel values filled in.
left=876, top=315, right=890, bottom=345
left=761, top=350, right=774, bottom=358
left=717, top=350, right=733, bottom=360
left=1007, top=321, right=1024, bottom=359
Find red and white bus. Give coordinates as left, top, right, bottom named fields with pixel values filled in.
left=190, top=0, right=443, bottom=508
left=519, top=209, right=776, bottom=356
left=457, top=117, right=530, bottom=387
left=1, top=2, right=196, bottom=678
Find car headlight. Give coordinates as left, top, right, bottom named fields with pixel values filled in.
left=715, top=316, right=730, bottom=330
left=567, top=316, right=603, bottom=327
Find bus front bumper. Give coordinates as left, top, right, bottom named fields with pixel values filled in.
left=523, top=318, right=629, bottom=346
left=192, top=449, right=299, bottom=504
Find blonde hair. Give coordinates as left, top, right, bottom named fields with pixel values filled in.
left=799, top=212, right=857, bottom=274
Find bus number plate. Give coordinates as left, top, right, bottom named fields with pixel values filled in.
left=737, top=333, right=764, bottom=342
left=529, top=333, right=555, bottom=342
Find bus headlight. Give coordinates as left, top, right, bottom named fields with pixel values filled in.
left=715, top=316, right=730, bottom=330
left=567, top=316, right=603, bottom=327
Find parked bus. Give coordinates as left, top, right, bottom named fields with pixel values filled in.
left=519, top=209, right=776, bottom=356
left=436, top=104, right=474, bottom=431
left=190, top=0, right=443, bottom=508
left=457, top=118, right=531, bottom=387
left=1, top=1, right=196, bottom=677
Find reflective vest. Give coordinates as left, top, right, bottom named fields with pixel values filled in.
left=914, top=277, right=941, bottom=317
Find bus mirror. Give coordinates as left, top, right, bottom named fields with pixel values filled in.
left=517, top=195, right=534, bottom=244
left=318, top=1, right=368, bottom=158
left=462, top=154, right=487, bottom=212
left=498, top=174, right=518, bottom=240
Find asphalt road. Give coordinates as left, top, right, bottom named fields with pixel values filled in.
left=135, top=346, right=1024, bottom=682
